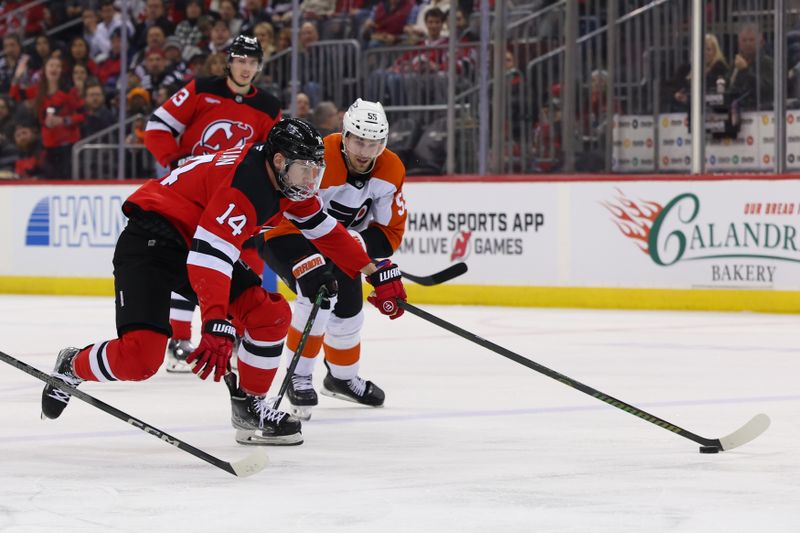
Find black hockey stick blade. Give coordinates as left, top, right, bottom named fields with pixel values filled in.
left=401, top=262, right=468, bottom=286
left=0, top=349, right=268, bottom=477
left=398, top=302, right=771, bottom=452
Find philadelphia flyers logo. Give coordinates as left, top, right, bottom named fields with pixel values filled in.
left=192, top=120, right=254, bottom=155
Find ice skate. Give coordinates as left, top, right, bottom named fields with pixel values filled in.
left=286, top=373, right=318, bottom=421
left=41, top=347, right=83, bottom=420
left=225, top=373, right=302, bottom=445
left=320, top=369, right=385, bottom=407
left=165, top=339, right=193, bottom=373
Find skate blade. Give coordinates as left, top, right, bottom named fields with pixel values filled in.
left=235, top=429, right=304, bottom=446
left=320, top=387, right=384, bottom=407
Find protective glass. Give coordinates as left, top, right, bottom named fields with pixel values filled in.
left=279, top=159, right=326, bottom=201
left=343, top=133, right=387, bottom=161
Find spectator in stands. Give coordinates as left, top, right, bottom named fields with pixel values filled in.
left=299, top=21, right=320, bottom=52
left=405, top=0, right=450, bottom=45
left=82, top=9, right=104, bottom=60
left=277, top=27, right=292, bottom=52
left=728, top=23, right=774, bottom=110
left=218, top=0, right=243, bottom=35
left=174, top=0, right=205, bottom=50
left=185, top=51, right=209, bottom=78
left=0, top=34, right=27, bottom=93
left=669, top=34, right=728, bottom=109
left=95, top=0, right=135, bottom=61
left=0, top=96, right=14, bottom=144
left=132, top=25, right=168, bottom=68
left=66, top=37, right=98, bottom=78
left=11, top=124, right=43, bottom=179
left=24, top=57, right=85, bottom=180
left=80, top=81, right=115, bottom=138
left=206, top=18, right=234, bottom=55
left=204, top=52, right=227, bottom=77
left=295, top=92, right=312, bottom=120
left=241, top=0, right=269, bottom=35
left=311, top=100, right=340, bottom=136
left=134, top=0, right=175, bottom=51
left=393, top=8, right=447, bottom=72
left=138, top=48, right=169, bottom=95
left=96, top=27, right=124, bottom=88
left=28, top=34, right=53, bottom=80
left=160, top=38, right=189, bottom=87
left=451, top=7, right=477, bottom=42
left=153, top=84, right=173, bottom=108
left=363, top=0, right=414, bottom=48
left=70, top=63, right=92, bottom=99
left=254, top=21, right=277, bottom=61
left=127, top=87, right=152, bottom=116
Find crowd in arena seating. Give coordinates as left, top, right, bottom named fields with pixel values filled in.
left=0, top=0, right=485, bottom=179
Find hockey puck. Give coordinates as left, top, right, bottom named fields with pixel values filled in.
left=699, top=446, right=720, bottom=454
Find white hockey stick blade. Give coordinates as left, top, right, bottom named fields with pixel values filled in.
left=718, top=413, right=771, bottom=451
left=230, top=449, right=270, bottom=477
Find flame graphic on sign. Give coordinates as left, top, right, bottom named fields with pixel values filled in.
left=601, top=189, right=663, bottom=254
left=451, top=230, right=472, bottom=262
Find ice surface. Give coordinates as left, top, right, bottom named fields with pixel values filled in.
left=0, top=295, right=798, bottom=532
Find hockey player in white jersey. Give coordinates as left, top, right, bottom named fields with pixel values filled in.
left=259, top=99, right=407, bottom=419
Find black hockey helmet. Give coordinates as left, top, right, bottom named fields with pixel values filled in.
left=266, top=118, right=325, bottom=163
left=228, top=34, right=263, bottom=63
left=265, top=118, right=326, bottom=201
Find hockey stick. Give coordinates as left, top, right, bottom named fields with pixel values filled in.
left=398, top=302, right=771, bottom=453
left=271, top=286, right=327, bottom=411
left=0, top=349, right=268, bottom=477
left=401, top=262, right=468, bottom=286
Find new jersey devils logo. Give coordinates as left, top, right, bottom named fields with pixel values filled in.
left=192, top=120, right=255, bottom=155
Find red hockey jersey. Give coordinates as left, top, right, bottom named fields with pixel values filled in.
left=124, top=143, right=371, bottom=323
left=144, top=76, right=282, bottom=167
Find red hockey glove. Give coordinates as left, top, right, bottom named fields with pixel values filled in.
left=366, top=260, right=407, bottom=320
left=186, top=319, right=236, bottom=381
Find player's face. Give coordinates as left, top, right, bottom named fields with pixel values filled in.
left=229, top=56, right=260, bottom=85
left=274, top=153, right=326, bottom=200
left=284, top=159, right=326, bottom=198
left=344, top=133, right=385, bottom=172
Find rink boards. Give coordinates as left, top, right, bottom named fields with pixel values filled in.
left=0, top=176, right=798, bottom=312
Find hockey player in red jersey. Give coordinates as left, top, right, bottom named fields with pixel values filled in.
left=144, top=35, right=282, bottom=373
left=40, top=119, right=408, bottom=446
left=260, top=99, right=407, bottom=420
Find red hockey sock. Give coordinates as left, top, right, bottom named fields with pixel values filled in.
left=73, top=330, right=169, bottom=382
left=170, top=319, right=192, bottom=341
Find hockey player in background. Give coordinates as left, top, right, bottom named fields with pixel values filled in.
left=144, top=34, right=281, bottom=373
left=40, top=119, right=408, bottom=446
left=260, top=99, right=406, bottom=420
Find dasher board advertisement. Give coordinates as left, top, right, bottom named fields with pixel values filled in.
left=572, top=181, right=800, bottom=290
left=393, top=182, right=560, bottom=286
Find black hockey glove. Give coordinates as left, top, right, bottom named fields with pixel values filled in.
left=292, top=253, right=338, bottom=300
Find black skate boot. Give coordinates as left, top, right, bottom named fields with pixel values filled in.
left=225, top=373, right=302, bottom=446
left=286, top=373, right=318, bottom=421
left=41, top=347, right=84, bottom=420
left=165, top=339, right=193, bottom=373
left=321, top=367, right=385, bottom=407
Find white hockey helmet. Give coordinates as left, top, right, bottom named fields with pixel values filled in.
left=341, top=99, right=389, bottom=166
